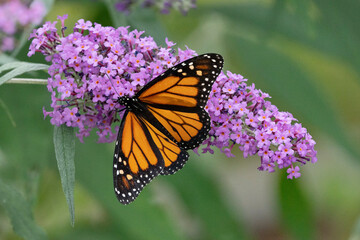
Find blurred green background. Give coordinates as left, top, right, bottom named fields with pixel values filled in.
left=1, top=0, right=360, bottom=239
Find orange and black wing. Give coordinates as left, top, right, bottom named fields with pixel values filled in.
left=137, top=53, right=223, bottom=150
left=145, top=106, right=211, bottom=150
left=113, top=111, right=188, bottom=204
left=140, top=115, right=189, bottom=175
left=113, top=111, right=163, bottom=204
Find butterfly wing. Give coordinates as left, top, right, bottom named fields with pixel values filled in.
left=137, top=53, right=223, bottom=150
left=113, top=111, right=189, bottom=204
left=145, top=106, right=211, bottom=150
left=140, top=115, right=189, bottom=175
left=113, top=111, right=163, bottom=204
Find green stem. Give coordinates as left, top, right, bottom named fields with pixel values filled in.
left=5, top=78, right=47, bottom=85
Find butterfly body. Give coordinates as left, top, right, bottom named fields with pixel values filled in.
left=113, top=53, right=223, bottom=204
left=118, top=96, right=145, bottom=112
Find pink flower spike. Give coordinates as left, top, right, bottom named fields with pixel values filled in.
left=28, top=17, right=317, bottom=181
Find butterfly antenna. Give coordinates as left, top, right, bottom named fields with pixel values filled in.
left=104, top=73, right=127, bottom=113
left=105, top=73, right=122, bottom=98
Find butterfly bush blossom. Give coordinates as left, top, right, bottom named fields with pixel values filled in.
left=115, top=0, right=196, bottom=15
left=0, top=0, right=46, bottom=52
left=28, top=16, right=317, bottom=179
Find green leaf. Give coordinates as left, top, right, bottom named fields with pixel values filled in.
left=349, top=216, right=360, bottom=240
left=11, top=27, right=35, bottom=58
left=0, top=54, right=17, bottom=65
left=278, top=172, right=315, bottom=240
left=53, top=125, right=76, bottom=226
left=0, top=178, right=47, bottom=240
left=0, top=62, right=49, bottom=85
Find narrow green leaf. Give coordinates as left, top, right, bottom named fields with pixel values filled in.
left=0, top=61, right=47, bottom=72
left=0, top=178, right=47, bottom=240
left=349, top=216, right=360, bottom=240
left=11, top=27, right=34, bottom=58
left=278, top=172, right=315, bottom=240
left=0, top=62, right=49, bottom=85
left=0, top=54, right=17, bottom=65
left=53, top=125, right=76, bottom=226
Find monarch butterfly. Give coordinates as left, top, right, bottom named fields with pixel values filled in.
left=113, top=53, right=224, bottom=204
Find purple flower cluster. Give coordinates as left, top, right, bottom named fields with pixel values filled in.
left=28, top=16, right=317, bottom=178
left=28, top=15, right=196, bottom=143
left=0, top=0, right=45, bottom=52
left=201, top=72, right=317, bottom=178
left=115, top=0, right=196, bottom=15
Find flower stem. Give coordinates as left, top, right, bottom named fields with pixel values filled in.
left=6, top=78, right=47, bottom=85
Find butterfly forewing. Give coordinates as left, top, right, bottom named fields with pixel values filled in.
left=137, top=53, right=223, bottom=149
left=137, top=53, right=223, bottom=111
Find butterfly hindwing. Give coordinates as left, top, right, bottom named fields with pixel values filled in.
left=113, top=111, right=164, bottom=204
left=113, top=111, right=191, bottom=204
left=145, top=106, right=211, bottom=150
left=140, top=116, right=190, bottom=175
